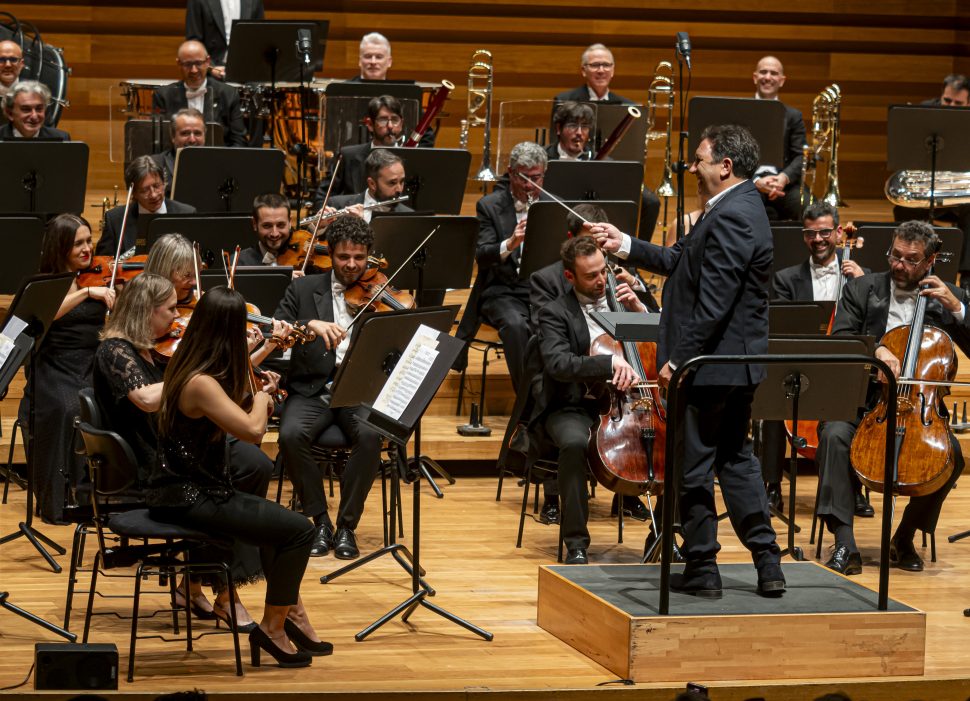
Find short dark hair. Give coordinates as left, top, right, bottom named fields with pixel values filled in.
left=125, top=155, right=164, bottom=189
left=893, top=219, right=941, bottom=255
left=169, top=107, right=204, bottom=138
left=365, top=148, right=404, bottom=181
left=367, top=94, right=402, bottom=122
left=252, top=192, right=290, bottom=219
left=560, top=234, right=601, bottom=273
left=326, top=214, right=374, bottom=252
left=553, top=101, right=594, bottom=130
left=942, top=73, right=970, bottom=95
left=699, top=124, right=760, bottom=179
left=567, top=203, right=608, bottom=236
left=802, top=200, right=839, bottom=226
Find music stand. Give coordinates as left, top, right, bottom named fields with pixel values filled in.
left=0, top=142, right=88, bottom=214
left=322, top=309, right=492, bottom=642
left=323, top=84, right=422, bottom=148
left=144, top=214, right=253, bottom=264
left=124, top=120, right=223, bottom=167
left=383, top=147, right=472, bottom=214
left=887, top=105, right=970, bottom=219
left=543, top=161, right=644, bottom=204
left=687, top=97, right=786, bottom=170
left=225, top=20, right=327, bottom=81
left=171, top=147, right=285, bottom=213
left=0, top=217, right=44, bottom=293
left=200, top=268, right=293, bottom=313
left=769, top=224, right=808, bottom=277
left=769, top=301, right=836, bottom=335
left=751, top=336, right=873, bottom=560
left=0, top=273, right=75, bottom=573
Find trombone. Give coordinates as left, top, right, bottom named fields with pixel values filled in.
left=645, top=61, right=676, bottom=241
left=458, top=49, right=497, bottom=182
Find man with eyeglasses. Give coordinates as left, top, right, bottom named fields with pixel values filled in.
left=152, top=40, right=246, bottom=148
left=327, top=148, right=413, bottom=223
left=555, top=44, right=633, bottom=105
left=95, top=156, right=196, bottom=256
left=149, top=108, right=206, bottom=199
left=0, top=40, right=25, bottom=101
left=814, top=220, right=967, bottom=576
left=0, top=80, right=70, bottom=140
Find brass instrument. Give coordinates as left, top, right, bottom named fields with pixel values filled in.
left=800, top=84, right=843, bottom=209
left=458, top=49, right=497, bottom=181
left=645, top=61, right=676, bottom=241
left=99, top=185, right=120, bottom=232
left=886, top=171, right=970, bottom=208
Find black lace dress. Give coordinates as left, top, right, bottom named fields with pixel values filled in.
left=18, top=297, right=106, bottom=523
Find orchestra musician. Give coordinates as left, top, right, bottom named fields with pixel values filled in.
left=185, top=0, right=264, bottom=81
left=349, top=32, right=392, bottom=82
left=593, top=124, right=785, bottom=597
left=150, top=107, right=206, bottom=199
left=0, top=40, right=24, bottom=100
left=0, top=80, right=70, bottom=140
left=273, top=215, right=384, bottom=561
left=95, top=156, right=196, bottom=256
left=237, top=192, right=304, bottom=277
left=149, top=285, right=328, bottom=668
left=152, top=40, right=247, bottom=148
left=555, top=44, right=634, bottom=105
left=327, top=149, right=413, bottom=223
left=751, top=56, right=806, bottom=222
left=816, top=221, right=966, bottom=575
left=19, top=214, right=116, bottom=524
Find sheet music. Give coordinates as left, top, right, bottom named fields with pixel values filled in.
left=0, top=315, right=27, bottom=369
left=372, top=324, right=440, bottom=420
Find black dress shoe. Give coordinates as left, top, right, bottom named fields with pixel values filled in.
left=333, top=528, right=360, bottom=560
left=610, top=494, right=649, bottom=521
left=564, top=548, right=588, bottom=565
left=890, top=537, right=924, bottom=572
left=824, top=543, right=862, bottom=575
left=309, top=522, right=334, bottom=558
left=854, top=492, right=875, bottom=518
left=670, top=568, right=722, bottom=598
left=539, top=498, right=560, bottom=525
left=766, top=482, right=783, bottom=513
left=756, top=562, right=786, bottom=597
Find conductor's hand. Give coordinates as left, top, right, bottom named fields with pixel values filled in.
left=506, top=217, right=527, bottom=252
left=919, top=274, right=963, bottom=314
left=586, top=221, right=624, bottom=253
left=874, top=346, right=901, bottom=382
left=615, top=282, right=646, bottom=312
left=308, top=320, right=347, bottom=351
left=612, top=356, right=641, bottom=392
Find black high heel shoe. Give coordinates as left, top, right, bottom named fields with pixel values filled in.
left=213, top=604, right=258, bottom=634
left=173, top=591, right=217, bottom=621
left=284, top=618, right=334, bottom=656
left=249, top=626, right=312, bottom=668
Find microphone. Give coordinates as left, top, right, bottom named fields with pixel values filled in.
left=296, top=29, right=312, bottom=66
left=675, top=31, right=692, bottom=70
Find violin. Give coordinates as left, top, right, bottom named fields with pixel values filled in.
left=76, top=254, right=148, bottom=288
left=344, top=256, right=414, bottom=314
left=588, top=263, right=666, bottom=499
left=275, top=229, right=332, bottom=271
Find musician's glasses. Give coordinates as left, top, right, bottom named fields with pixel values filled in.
left=803, top=228, right=835, bottom=239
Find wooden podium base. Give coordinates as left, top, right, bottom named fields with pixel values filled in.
left=537, top=562, right=925, bottom=682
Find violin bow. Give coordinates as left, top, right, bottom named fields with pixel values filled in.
left=517, top=174, right=589, bottom=224
left=107, top=184, right=135, bottom=293
left=192, top=241, right=202, bottom=303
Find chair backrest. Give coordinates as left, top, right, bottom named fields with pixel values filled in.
left=77, top=386, right=105, bottom=428
left=77, top=422, right=141, bottom=498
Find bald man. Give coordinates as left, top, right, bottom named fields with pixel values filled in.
left=751, top=55, right=807, bottom=221
left=0, top=41, right=24, bottom=97
left=152, top=39, right=246, bottom=147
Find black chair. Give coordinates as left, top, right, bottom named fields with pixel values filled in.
left=455, top=323, right=505, bottom=422
left=77, top=422, right=243, bottom=682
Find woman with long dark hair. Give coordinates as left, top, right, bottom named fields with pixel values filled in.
left=150, top=286, right=326, bottom=668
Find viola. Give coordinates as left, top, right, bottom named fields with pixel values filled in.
left=275, top=229, right=332, bottom=271
left=76, top=254, right=148, bottom=288
left=344, top=256, right=414, bottom=314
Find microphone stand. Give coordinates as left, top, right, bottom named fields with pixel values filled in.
left=673, top=46, right=690, bottom=242
left=294, top=44, right=312, bottom=224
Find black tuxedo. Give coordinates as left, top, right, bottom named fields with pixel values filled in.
left=626, top=178, right=780, bottom=572
left=0, top=123, right=70, bottom=141
left=772, top=254, right=872, bottom=301
left=312, top=142, right=370, bottom=209
left=758, top=101, right=806, bottom=221
left=95, top=199, right=196, bottom=255
left=273, top=272, right=381, bottom=530
left=149, top=149, right=176, bottom=199
left=152, top=80, right=247, bottom=147
left=185, top=0, right=264, bottom=65
left=236, top=245, right=264, bottom=267
left=554, top=86, right=634, bottom=105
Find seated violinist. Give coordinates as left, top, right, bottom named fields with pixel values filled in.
left=237, top=193, right=306, bottom=279
left=273, top=215, right=384, bottom=561
left=817, top=221, right=966, bottom=575
left=326, top=149, right=413, bottom=224
left=532, top=235, right=647, bottom=565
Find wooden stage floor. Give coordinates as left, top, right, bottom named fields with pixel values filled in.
left=2, top=471, right=970, bottom=700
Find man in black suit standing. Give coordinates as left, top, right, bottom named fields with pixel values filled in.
left=593, top=123, right=785, bottom=597
left=273, top=215, right=384, bottom=561
left=185, top=0, right=264, bottom=80
left=95, top=156, right=196, bottom=255
left=751, top=56, right=806, bottom=221
left=555, top=44, right=633, bottom=105
left=815, top=221, right=967, bottom=576
left=153, top=40, right=247, bottom=148
left=150, top=107, right=205, bottom=198
left=0, top=81, right=70, bottom=140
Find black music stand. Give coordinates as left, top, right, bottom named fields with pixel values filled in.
left=887, top=105, right=970, bottom=220
left=769, top=224, right=808, bottom=276
left=769, top=301, right=836, bottom=335
left=0, top=142, right=88, bottom=214
left=0, top=273, right=75, bottom=573
left=687, top=97, right=786, bottom=170
left=225, top=20, right=327, bottom=81
left=144, top=214, right=253, bottom=263
left=543, top=161, right=644, bottom=205
left=383, top=147, right=472, bottom=214
left=324, top=82, right=423, bottom=148
left=200, top=268, right=293, bottom=313
left=123, top=120, right=223, bottom=167
left=751, top=336, right=873, bottom=560
left=0, top=217, right=44, bottom=293
left=171, top=147, right=285, bottom=213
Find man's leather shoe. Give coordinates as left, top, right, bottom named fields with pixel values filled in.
left=539, top=498, right=560, bottom=525
left=670, top=568, right=722, bottom=598
left=890, top=537, right=924, bottom=572
left=309, top=522, right=334, bottom=557
left=610, top=494, right=649, bottom=521
left=825, top=543, right=862, bottom=575
left=333, top=528, right=360, bottom=560
left=766, top=482, right=783, bottom=513
left=756, top=562, right=786, bottom=596
left=854, top=491, right=875, bottom=518
left=564, top=548, right=588, bottom=565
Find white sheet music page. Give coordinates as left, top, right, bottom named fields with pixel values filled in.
left=372, top=324, right=440, bottom=421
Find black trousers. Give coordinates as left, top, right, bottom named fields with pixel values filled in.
left=278, top=395, right=382, bottom=530
left=816, top=418, right=964, bottom=534
left=153, top=491, right=314, bottom=607
left=638, top=187, right=661, bottom=243
left=228, top=437, right=272, bottom=498
left=479, top=284, right=532, bottom=390
left=677, top=384, right=780, bottom=571
left=542, top=407, right=595, bottom=551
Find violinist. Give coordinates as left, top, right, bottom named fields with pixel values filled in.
left=95, top=156, right=196, bottom=256
left=327, top=149, right=413, bottom=224
left=273, top=215, right=384, bottom=561
left=18, top=214, right=115, bottom=524
left=816, top=221, right=967, bottom=575
left=532, top=236, right=646, bottom=564
left=237, top=192, right=305, bottom=278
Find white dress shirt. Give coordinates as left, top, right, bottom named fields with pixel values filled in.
left=810, top=257, right=840, bottom=301
left=330, top=277, right=354, bottom=366
left=220, top=0, right=241, bottom=42
left=886, top=279, right=965, bottom=331
left=185, top=79, right=207, bottom=113
left=575, top=291, right=613, bottom=362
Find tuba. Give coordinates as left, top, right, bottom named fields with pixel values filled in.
left=458, top=49, right=497, bottom=181
left=886, top=171, right=970, bottom=208
left=800, top=84, right=844, bottom=209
